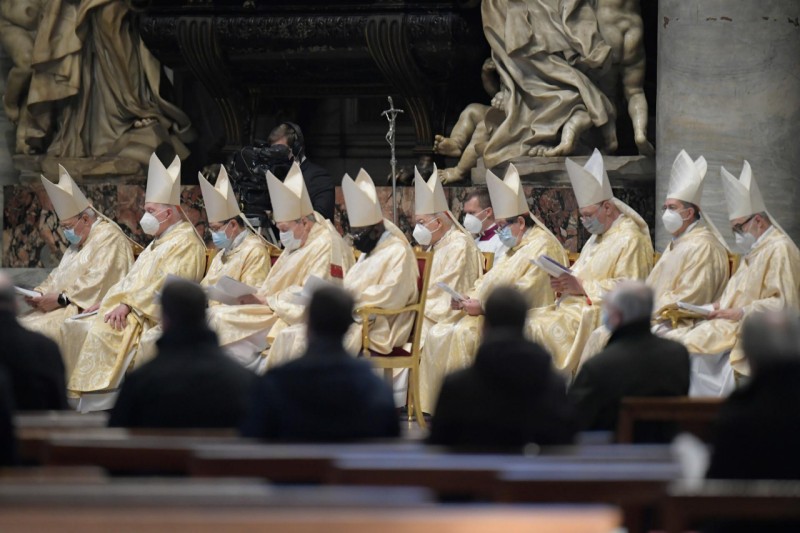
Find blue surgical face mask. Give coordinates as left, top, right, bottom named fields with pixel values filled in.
left=211, top=222, right=232, bottom=249
left=63, top=227, right=82, bottom=245
left=497, top=224, right=519, bottom=248
left=582, top=214, right=605, bottom=235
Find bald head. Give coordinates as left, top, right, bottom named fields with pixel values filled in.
left=0, top=272, right=17, bottom=314
left=604, top=280, right=653, bottom=331
left=742, top=310, right=800, bottom=373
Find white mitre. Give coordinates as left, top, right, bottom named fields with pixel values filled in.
left=720, top=160, right=767, bottom=221
left=198, top=166, right=241, bottom=223
left=145, top=152, right=181, bottom=205
left=266, top=161, right=314, bottom=223
left=40, top=165, right=91, bottom=220
left=342, top=169, right=383, bottom=227
left=414, top=164, right=449, bottom=216
left=667, top=150, right=708, bottom=205
left=565, top=148, right=613, bottom=208
left=485, top=163, right=529, bottom=219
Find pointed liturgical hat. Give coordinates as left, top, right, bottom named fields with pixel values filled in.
left=145, top=152, right=181, bottom=205
left=720, top=160, right=767, bottom=221
left=414, top=164, right=449, bottom=216
left=266, top=161, right=314, bottom=223
left=341, top=169, right=384, bottom=227
left=40, top=165, right=91, bottom=220
left=666, top=149, right=708, bottom=206
left=565, top=148, right=614, bottom=208
left=485, top=163, right=557, bottom=239
left=198, top=165, right=241, bottom=223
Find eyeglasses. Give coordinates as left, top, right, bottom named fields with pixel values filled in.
left=732, top=215, right=755, bottom=235
left=350, top=228, right=370, bottom=240
left=60, top=216, right=85, bottom=231
left=660, top=205, right=686, bottom=213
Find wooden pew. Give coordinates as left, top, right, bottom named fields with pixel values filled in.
left=189, top=442, right=426, bottom=483
left=14, top=411, right=110, bottom=463
left=662, top=480, right=800, bottom=533
left=0, top=496, right=619, bottom=533
left=616, top=396, right=724, bottom=443
left=0, top=466, right=107, bottom=483
left=41, top=430, right=242, bottom=474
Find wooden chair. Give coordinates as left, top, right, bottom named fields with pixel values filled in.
left=358, top=249, right=433, bottom=428
left=616, top=396, right=724, bottom=443
left=481, top=251, right=494, bottom=272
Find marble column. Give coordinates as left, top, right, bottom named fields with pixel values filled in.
left=656, top=0, right=800, bottom=250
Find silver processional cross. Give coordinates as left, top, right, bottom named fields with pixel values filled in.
left=381, top=96, right=404, bottom=224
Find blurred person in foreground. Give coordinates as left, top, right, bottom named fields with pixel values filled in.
left=428, top=286, right=575, bottom=449
left=569, top=281, right=690, bottom=441
left=109, top=280, right=253, bottom=428
left=0, top=271, right=67, bottom=411
left=240, top=286, right=399, bottom=441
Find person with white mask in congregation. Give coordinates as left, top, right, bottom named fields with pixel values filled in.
left=578, top=150, right=730, bottom=365
left=525, top=148, right=653, bottom=377
left=134, top=165, right=276, bottom=366
left=207, top=162, right=352, bottom=372
left=419, top=163, right=567, bottom=415
left=664, top=161, right=800, bottom=397
left=461, top=188, right=507, bottom=262
left=61, top=152, right=207, bottom=410
left=20, top=166, right=134, bottom=373
left=411, top=165, right=483, bottom=347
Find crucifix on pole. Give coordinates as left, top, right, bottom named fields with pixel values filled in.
left=381, top=96, right=404, bottom=224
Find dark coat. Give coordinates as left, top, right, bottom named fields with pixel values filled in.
left=0, top=368, right=16, bottom=465
left=108, top=328, right=254, bottom=428
left=428, top=331, right=576, bottom=449
left=568, top=320, right=690, bottom=438
left=0, top=311, right=67, bottom=411
left=707, top=361, right=800, bottom=480
left=300, top=159, right=335, bottom=221
left=240, top=337, right=399, bottom=441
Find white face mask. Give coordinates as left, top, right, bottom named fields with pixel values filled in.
left=413, top=224, right=433, bottom=246
left=582, top=214, right=605, bottom=235
left=463, top=208, right=488, bottom=235
left=280, top=228, right=302, bottom=251
left=661, top=208, right=687, bottom=234
left=735, top=231, right=757, bottom=254
left=140, top=210, right=164, bottom=236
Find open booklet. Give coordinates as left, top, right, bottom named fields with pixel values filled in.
left=677, top=301, right=715, bottom=317
left=530, top=255, right=572, bottom=278
left=14, top=286, right=41, bottom=298
left=290, top=275, right=338, bottom=305
left=206, top=276, right=258, bottom=305
left=435, top=281, right=466, bottom=302
left=71, top=309, right=99, bottom=320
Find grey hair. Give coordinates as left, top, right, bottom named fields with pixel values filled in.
left=605, top=280, right=653, bottom=326
left=81, top=207, right=97, bottom=220
left=741, top=310, right=800, bottom=370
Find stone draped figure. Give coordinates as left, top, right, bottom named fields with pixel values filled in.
left=0, top=0, right=193, bottom=163
left=436, top=0, right=653, bottom=184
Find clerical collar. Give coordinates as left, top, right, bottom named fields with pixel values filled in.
left=479, top=223, right=498, bottom=242
left=225, top=229, right=249, bottom=253
left=753, top=225, right=775, bottom=249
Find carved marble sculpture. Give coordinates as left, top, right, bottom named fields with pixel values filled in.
left=0, top=0, right=194, bottom=164
left=435, top=0, right=653, bottom=184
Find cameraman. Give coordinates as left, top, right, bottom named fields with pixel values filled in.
left=267, top=123, right=335, bottom=221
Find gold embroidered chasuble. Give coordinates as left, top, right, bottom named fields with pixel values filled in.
left=526, top=214, right=653, bottom=375
left=206, top=220, right=353, bottom=349
left=65, top=220, right=205, bottom=393
left=579, top=221, right=729, bottom=362
left=419, top=225, right=567, bottom=413
left=666, top=227, right=800, bottom=376
left=20, top=220, right=133, bottom=356
left=266, top=230, right=418, bottom=369
left=421, top=228, right=484, bottom=344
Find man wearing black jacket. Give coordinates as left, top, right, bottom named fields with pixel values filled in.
left=0, top=272, right=67, bottom=411
left=268, top=122, right=335, bottom=221
left=429, top=286, right=575, bottom=449
left=569, top=281, right=690, bottom=438
left=240, top=286, right=399, bottom=441
left=109, top=279, right=253, bottom=428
